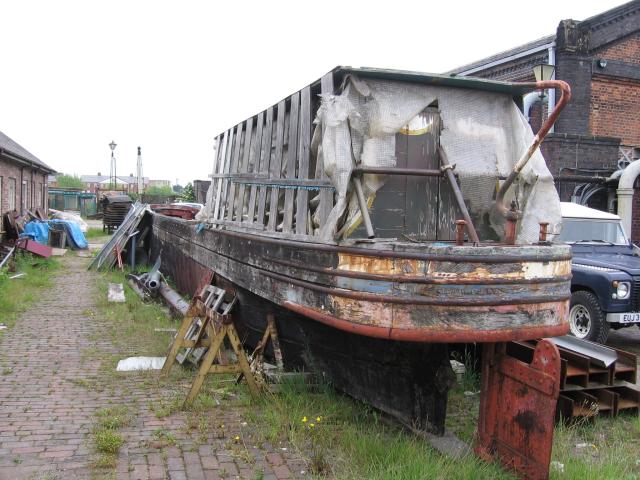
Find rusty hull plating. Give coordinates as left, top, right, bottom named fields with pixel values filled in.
left=151, top=215, right=571, bottom=344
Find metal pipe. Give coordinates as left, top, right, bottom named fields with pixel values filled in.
left=353, top=176, right=375, bottom=238
left=353, top=167, right=443, bottom=177
left=439, top=147, right=480, bottom=244
left=495, top=80, right=571, bottom=215
left=455, top=220, right=467, bottom=246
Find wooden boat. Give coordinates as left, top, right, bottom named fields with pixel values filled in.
left=150, top=67, right=572, bottom=433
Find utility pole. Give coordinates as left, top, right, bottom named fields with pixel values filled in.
left=136, top=146, right=143, bottom=193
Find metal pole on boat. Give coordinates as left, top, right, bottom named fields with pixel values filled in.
left=353, top=176, right=375, bottom=238
left=438, top=147, right=480, bottom=244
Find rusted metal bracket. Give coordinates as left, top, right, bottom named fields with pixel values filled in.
left=476, top=340, right=561, bottom=480
left=438, top=146, right=480, bottom=244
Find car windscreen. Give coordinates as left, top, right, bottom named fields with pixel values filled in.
left=559, top=218, right=628, bottom=244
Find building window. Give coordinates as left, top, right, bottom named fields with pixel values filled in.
left=21, top=180, right=28, bottom=211
left=8, top=178, right=16, bottom=211
left=42, top=183, right=47, bottom=210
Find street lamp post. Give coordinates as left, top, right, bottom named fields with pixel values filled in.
left=532, top=64, right=556, bottom=127
left=109, top=140, right=117, bottom=191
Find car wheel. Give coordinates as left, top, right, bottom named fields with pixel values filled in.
left=568, top=291, right=609, bottom=343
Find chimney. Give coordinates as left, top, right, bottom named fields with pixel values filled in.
left=98, top=172, right=101, bottom=176
left=130, top=173, right=133, bottom=177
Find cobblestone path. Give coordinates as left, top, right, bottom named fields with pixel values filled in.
left=0, top=255, right=304, bottom=480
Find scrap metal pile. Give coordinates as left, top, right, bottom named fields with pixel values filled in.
left=89, top=202, right=148, bottom=270
left=507, top=336, right=639, bottom=421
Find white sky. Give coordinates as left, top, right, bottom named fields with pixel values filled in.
left=0, top=0, right=626, bottom=186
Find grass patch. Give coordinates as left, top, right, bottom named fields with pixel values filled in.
left=96, top=405, right=131, bottom=430
left=94, top=429, right=124, bottom=454
left=0, top=251, right=59, bottom=336
left=85, top=227, right=110, bottom=241
left=245, top=376, right=509, bottom=479
left=95, top=269, right=176, bottom=357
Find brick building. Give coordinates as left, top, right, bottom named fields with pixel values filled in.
left=0, top=130, right=55, bottom=223
left=449, top=1, right=640, bottom=239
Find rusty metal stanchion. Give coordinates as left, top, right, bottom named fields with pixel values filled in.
left=475, top=340, right=561, bottom=479
left=539, top=222, right=549, bottom=243
left=455, top=220, right=467, bottom=246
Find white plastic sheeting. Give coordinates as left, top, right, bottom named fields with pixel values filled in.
left=116, top=356, right=166, bottom=371
left=314, top=76, right=561, bottom=243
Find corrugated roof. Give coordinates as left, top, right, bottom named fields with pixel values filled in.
left=0, top=130, right=55, bottom=173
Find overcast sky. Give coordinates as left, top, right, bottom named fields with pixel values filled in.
left=0, top=0, right=626, bottom=186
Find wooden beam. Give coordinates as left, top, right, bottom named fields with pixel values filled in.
left=256, top=107, right=274, bottom=227
left=283, top=92, right=300, bottom=233
left=267, top=100, right=286, bottom=231
left=296, top=86, right=312, bottom=235
left=247, top=112, right=264, bottom=224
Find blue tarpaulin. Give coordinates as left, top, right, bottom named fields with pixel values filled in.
left=21, top=221, right=49, bottom=245
left=48, top=219, right=88, bottom=249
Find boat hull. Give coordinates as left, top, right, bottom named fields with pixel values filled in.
left=149, top=214, right=571, bottom=433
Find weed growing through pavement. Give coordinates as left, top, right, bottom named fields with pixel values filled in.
left=92, top=406, right=129, bottom=471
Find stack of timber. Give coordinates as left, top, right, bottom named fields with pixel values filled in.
left=102, top=195, right=133, bottom=233
left=507, top=336, right=639, bottom=421
left=89, top=202, right=148, bottom=271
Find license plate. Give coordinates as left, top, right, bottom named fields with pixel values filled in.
left=621, top=313, right=640, bottom=323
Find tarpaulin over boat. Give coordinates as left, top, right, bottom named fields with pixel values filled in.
left=314, top=75, right=561, bottom=244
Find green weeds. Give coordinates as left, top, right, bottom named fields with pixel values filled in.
left=0, top=252, right=59, bottom=335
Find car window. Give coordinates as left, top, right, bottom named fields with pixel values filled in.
left=559, top=219, right=628, bottom=244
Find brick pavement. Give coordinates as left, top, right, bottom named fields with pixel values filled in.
left=0, top=255, right=306, bottom=479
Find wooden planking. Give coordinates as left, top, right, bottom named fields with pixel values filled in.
left=256, top=107, right=274, bottom=227
left=405, top=109, right=439, bottom=238
left=295, top=86, right=312, bottom=235
left=316, top=73, right=334, bottom=228
left=235, top=118, right=254, bottom=222
left=267, top=100, right=286, bottom=231
left=283, top=92, right=300, bottom=233
left=246, top=112, right=264, bottom=224
left=212, top=130, right=230, bottom=222
left=225, top=123, right=243, bottom=221
left=217, top=127, right=236, bottom=222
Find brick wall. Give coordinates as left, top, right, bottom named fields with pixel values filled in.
left=590, top=77, right=640, bottom=145
left=595, top=33, right=640, bottom=64
left=540, top=133, right=620, bottom=201
left=589, top=32, right=640, bottom=146
left=0, top=156, right=49, bottom=219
